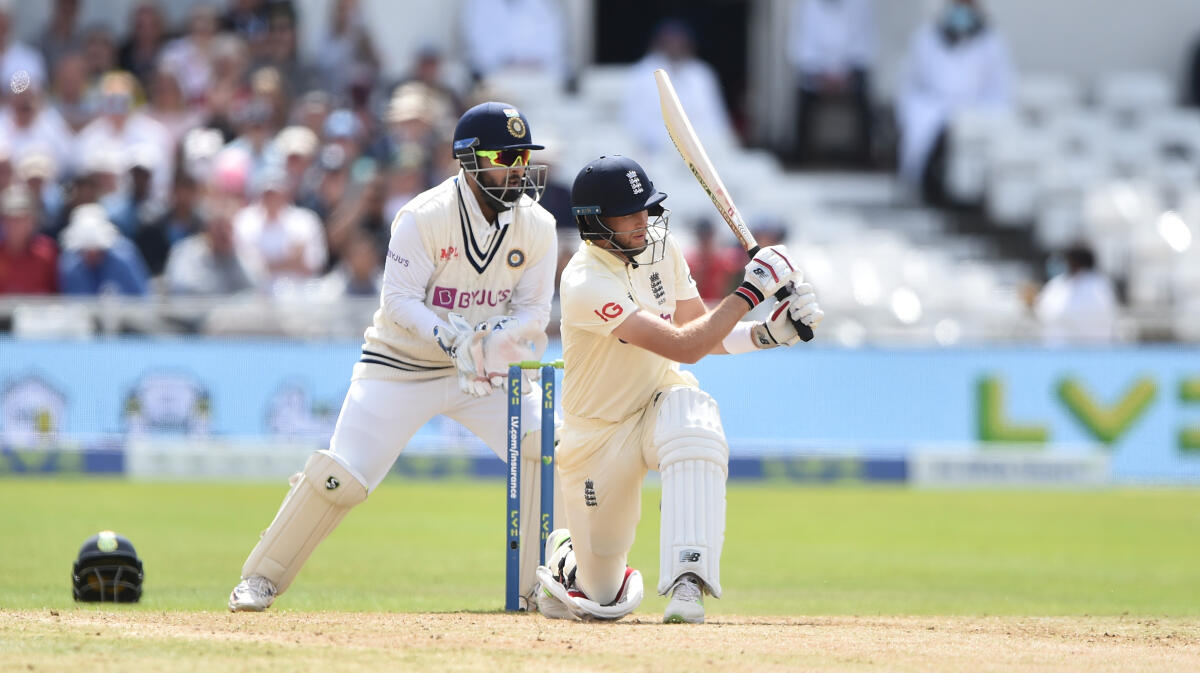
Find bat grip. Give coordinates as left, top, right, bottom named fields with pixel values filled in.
left=746, top=245, right=815, bottom=343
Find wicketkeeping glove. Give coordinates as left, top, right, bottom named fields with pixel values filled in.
left=433, top=313, right=492, bottom=397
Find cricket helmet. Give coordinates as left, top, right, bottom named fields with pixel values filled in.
left=72, top=530, right=144, bottom=603
left=571, top=155, right=670, bottom=265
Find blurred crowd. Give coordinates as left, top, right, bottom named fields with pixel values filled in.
left=0, top=0, right=493, bottom=300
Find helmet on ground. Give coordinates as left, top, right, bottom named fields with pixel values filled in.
left=452, top=101, right=548, bottom=212
left=72, top=530, right=144, bottom=603
left=571, top=155, right=670, bottom=265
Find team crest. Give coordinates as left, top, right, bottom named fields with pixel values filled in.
left=506, top=116, right=526, bottom=139
left=506, top=248, right=525, bottom=268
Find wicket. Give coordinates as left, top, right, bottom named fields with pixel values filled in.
left=505, top=359, right=563, bottom=611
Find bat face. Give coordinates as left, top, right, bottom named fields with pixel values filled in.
left=654, top=68, right=757, bottom=252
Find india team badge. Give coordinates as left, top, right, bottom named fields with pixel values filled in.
left=502, top=108, right=526, bottom=138
left=507, top=248, right=526, bottom=268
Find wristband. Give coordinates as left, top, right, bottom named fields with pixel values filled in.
left=734, top=282, right=765, bottom=309
left=721, top=322, right=757, bottom=354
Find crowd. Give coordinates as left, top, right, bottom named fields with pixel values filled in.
left=0, top=0, right=487, bottom=299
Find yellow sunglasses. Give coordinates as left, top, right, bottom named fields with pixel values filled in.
left=476, top=149, right=531, bottom=167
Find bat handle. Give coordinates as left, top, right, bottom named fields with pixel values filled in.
left=746, top=245, right=815, bottom=343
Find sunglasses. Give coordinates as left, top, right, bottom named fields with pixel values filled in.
left=476, top=149, right=531, bottom=167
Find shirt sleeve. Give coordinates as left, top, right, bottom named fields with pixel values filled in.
left=670, top=236, right=701, bottom=301
left=506, top=223, right=557, bottom=332
left=561, top=264, right=639, bottom=337
left=380, top=211, right=449, bottom=339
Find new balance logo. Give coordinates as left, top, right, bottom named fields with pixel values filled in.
left=680, top=550, right=701, bottom=563
left=626, top=170, right=644, bottom=195
left=584, top=479, right=597, bottom=507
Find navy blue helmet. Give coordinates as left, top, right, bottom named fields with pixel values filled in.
left=452, top=102, right=547, bottom=212
left=571, top=155, right=670, bottom=265
left=72, top=531, right=144, bottom=603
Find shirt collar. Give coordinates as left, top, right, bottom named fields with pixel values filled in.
left=456, top=169, right=514, bottom=231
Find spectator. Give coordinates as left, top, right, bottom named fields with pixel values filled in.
left=16, top=152, right=62, bottom=224
left=376, top=84, right=453, bottom=181
left=1034, top=245, right=1118, bottom=345
left=292, top=90, right=332, bottom=140
left=225, top=97, right=277, bottom=185
left=322, top=108, right=365, bottom=166
left=206, top=35, right=253, bottom=141
left=296, top=143, right=350, bottom=221
left=164, top=193, right=260, bottom=294
left=107, top=147, right=165, bottom=239
left=223, top=0, right=271, bottom=43
left=0, top=82, right=74, bottom=176
left=623, top=19, right=735, bottom=154
left=75, top=71, right=174, bottom=202
left=145, top=67, right=207, bottom=148
left=896, top=0, right=1013, bottom=204
left=393, top=45, right=464, bottom=118
left=58, top=203, right=149, bottom=296
left=0, top=144, right=10, bottom=193
left=49, top=51, right=92, bottom=132
left=80, top=23, right=118, bottom=85
left=159, top=4, right=221, bottom=105
left=0, top=0, right=48, bottom=89
left=255, top=9, right=310, bottom=97
left=326, top=165, right=387, bottom=268
left=44, top=170, right=101, bottom=241
left=459, top=0, right=568, bottom=85
left=40, top=0, right=80, bottom=75
left=315, top=228, right=380, bottom=298
left=788, top=0, right=876, bottom=165
left=233, top=167, right=327, bottom=288
left=685, top=218, right=741, bottom=304
left=134, top=173, right=202, bottom=277
left=271, top=125, right=319, bottom=202
left=314, top=0, right=379, bottom=100
left=118, top=1, right=170, bottom=90
left=0, top=185, right=57, bottom=295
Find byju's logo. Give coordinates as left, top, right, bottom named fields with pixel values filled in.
left=432, top=286, right=458, bottom=309
left=431, top=287, right=512, bottom=310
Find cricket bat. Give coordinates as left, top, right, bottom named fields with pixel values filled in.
left=654, top=68, right=814, bottom=342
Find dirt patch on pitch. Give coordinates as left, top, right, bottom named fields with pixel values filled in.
left=2, top=611, right=1198, bottom=672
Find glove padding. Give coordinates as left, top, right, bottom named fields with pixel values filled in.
left=750, top=282, right=824, bottom=348
left=736, top=245, right=799, bottom=309
left=470, top=317, right=548, bottom=389
left=432, top=313, right=492, bottom=397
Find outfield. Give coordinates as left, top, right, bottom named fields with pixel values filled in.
left=3, top=480, right=1199, bottom=671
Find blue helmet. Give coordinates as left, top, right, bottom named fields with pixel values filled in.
left=452, top=102, right=547, bottom=212
left=72, top=531, right=144, bottom=603
left=571, top=155, right=670, bottom=265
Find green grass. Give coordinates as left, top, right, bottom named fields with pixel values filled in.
left=3, top=479, right=1199, bottom=615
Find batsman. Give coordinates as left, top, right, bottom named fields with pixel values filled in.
left=536, top=155, right=824, bottom=623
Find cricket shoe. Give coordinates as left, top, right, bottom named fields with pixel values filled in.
left=228, top=575, right=276, bottom=612
left=663, top=573, right=704, bottom=624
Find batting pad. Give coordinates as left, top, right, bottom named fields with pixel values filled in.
left=652, top=387, right=729, bottom=598
left=241, top=450, right=368, bottom=594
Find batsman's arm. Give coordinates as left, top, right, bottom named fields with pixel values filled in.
left=610, top=294, right=749, bottom=364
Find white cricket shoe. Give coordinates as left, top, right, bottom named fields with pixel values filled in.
left=228, top=575, right=277, bottom=612
left=663, top=573, right=704, bottom=624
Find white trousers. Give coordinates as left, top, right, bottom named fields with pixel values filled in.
left=330, top=375, right=541, bottom=491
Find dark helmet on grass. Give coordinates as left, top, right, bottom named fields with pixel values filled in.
left=72, top=530, right=144, bottom=603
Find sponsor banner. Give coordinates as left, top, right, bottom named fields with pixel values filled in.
left=909, top=449, right=1110, bottom=487
left=2, top=339, right=1200, bottom=482
left=0, top=441, right=124, bottom=475
left=728, top=455, right=907, bottom=483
